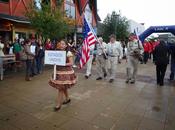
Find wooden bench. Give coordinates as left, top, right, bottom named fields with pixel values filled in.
left=0, top=54, right=20, bottom=80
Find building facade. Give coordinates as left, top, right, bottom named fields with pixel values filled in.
left=0, top=0, right=98, bottom=42
left=0, top=0, right=35, bottom=42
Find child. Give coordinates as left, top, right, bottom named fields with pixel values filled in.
left=49, top=40, right=77, bottom=111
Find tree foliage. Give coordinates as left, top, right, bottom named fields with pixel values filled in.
left=99, top=11, right=129, bottom=42
left=26, top=2, right=71, bottom=40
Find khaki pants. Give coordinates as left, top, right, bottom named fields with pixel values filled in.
left=108, top=56, right=118, bottom=80
left=126, top=56, right=139, bottom=81
left=96, top=55, right=107, bottom=77
left=86, top=55, right=93, bottom=76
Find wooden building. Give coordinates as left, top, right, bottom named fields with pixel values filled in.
left=0, top=0, right=99, bottom=42
left=0, top=0, right=35, bottom=42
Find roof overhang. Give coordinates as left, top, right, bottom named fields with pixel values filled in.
left=0, top=13, right=30, bottom=24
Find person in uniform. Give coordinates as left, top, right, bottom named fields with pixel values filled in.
left=96, top=37, right=107, bottom=80
left=85, top=44, right=95, bottom=79
left=126, top=33, right=144, bottom=84
left=107, top=34, right=123, bottom=83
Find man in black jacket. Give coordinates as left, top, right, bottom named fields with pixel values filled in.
left=168, top=40, right=175, bottom=81
left=154, top=40, right=169, bottom=86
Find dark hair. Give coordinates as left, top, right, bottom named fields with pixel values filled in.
left=159, top=40, right=165, bottom=45
left=24, top=39, right=31, bottom=45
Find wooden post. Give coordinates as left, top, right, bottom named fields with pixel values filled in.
left=53, top=64, right=56, bottom=80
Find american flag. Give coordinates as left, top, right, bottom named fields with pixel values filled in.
left=79, top=17, right=97, bottom=68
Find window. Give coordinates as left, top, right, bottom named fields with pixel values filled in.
left=0, top=0, right=9, bottom=2
left=65, top=3, right=75, bottom=19
left=35, top=0, right=41, bottom=9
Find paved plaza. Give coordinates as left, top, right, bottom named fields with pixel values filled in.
left=0, top=61, right=175, bottom=130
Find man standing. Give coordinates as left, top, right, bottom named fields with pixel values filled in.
left=107, top=34, right=123, bottom=83
left=169, top=39, right=175, bottom=81
left=96, top=37, right=107, bottom=80
left=154, top=40, right=169, bottom=86
left=126, top=33, right=144, bottom=84
left=85, top=44, right=95, bottom=79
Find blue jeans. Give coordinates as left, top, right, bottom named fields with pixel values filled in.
left=36, top=57, right=43, bottom=74
left=170, top=59, right=175, bottom=80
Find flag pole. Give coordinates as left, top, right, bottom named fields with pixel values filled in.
left=84, top=15, right=108, bottom=59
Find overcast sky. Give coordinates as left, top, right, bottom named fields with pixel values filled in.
left=97, top=0, right=175, bottom=29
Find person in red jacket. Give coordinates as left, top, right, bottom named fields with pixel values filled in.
left=149, top=40, right=154, bottom=59
left=45, top=38, right=52, bottom=50
left=143, top=40, right=151, bottom=64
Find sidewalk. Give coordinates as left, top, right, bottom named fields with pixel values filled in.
left=0, top=61, right=175, bottom=130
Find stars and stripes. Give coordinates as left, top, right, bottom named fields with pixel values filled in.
left=79, top=17, right=97, bottom=68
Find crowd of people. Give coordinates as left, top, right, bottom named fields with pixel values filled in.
left=0, top=36, right=83, bottom=81
left=0, top=34, right=175, bottom=111
left=84, top=34, right=175, bottom=87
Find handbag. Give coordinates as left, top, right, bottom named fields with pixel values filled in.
left=19, top=47, right=27, bottom=61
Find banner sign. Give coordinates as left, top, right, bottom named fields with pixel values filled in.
left=44, top=51, right=66, bottom=66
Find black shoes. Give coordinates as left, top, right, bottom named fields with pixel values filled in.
left=85, top=74, right=91, bottom=79
left=85, top=75, right=89, bottom=79
left=104, top=73, right=107, bottom=78
left=62, top=99, right=71, bottom=105
left=54, top=99, right=71, bottom=112
left=54, top=106, right=61, bottom=112
left=130, top=81, right=135, bottom=84
left=96, top=77, right=102, bottom=80
left=109, top=79, right=114, bottom=83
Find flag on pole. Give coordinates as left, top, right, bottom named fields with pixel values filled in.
left=79, top=17, right=97, bottom=68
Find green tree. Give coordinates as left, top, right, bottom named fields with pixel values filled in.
left=26, top=2, right=70, bottom=40
left=100, top=11, right=129, bottom=42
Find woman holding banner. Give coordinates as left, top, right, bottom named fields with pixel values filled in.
left=49, top=40, right=77, bottom=111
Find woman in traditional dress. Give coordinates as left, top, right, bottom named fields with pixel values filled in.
left=49, top=40, right=77, bottom=111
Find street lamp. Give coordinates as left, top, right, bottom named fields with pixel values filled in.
left=113, top=14, right=119, bottom=36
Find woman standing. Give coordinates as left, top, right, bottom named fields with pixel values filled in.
left=36, top=40, right=44, bottom=74
left=49, top=40, right=77, bottom=111
left=24, top=40, right=35, bottom=81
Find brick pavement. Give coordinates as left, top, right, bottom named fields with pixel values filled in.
left=0, top=61, right=175, bottom=130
